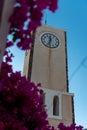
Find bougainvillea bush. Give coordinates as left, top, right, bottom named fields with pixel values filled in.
left=8, top=0, right=58, bottom=50
left=0, top=0, right=83, bottom=129
left=0, top=54, right=55, bottom=129
left=58, top=123, right=83, bottom=130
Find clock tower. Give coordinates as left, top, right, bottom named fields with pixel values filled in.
left=23, top=25, right=74, bottom=126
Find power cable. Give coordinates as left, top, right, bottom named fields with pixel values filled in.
left=69, top=56, right=87, bottom=81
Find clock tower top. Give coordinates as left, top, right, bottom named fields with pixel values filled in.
left=23, top=25, right=68, bottom=92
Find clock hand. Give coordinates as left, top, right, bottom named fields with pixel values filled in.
left=48, top=35, right=51, bottom=47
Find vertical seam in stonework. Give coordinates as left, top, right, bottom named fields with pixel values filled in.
left=27, top=43, right=34, bottom=81
left=72, top=96, right=75, bottom=123
left=65, top=31, right=69, bottom=92
left=0, top=0, right=5, bottom=26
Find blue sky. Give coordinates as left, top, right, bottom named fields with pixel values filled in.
left=52, top=0, right=87, bottom=128
left=10, top=0, right=87, bottom=128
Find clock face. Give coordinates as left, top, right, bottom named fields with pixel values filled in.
left=40, top=32, right=59, bottom=48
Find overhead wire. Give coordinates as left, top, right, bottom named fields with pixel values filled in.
left=69, top=56, right=87, bottom=81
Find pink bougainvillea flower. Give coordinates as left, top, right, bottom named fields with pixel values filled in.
left=49, top=0, right=58, bottom=12
left=58, top=123, right=83, bottom=130
left=6, top=42, right=13, bottom=48
left=0, top=122, right=4, bottom=130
